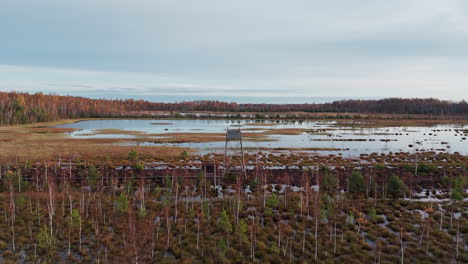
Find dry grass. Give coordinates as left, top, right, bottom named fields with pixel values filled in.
left=146, top=133, right=226, bottom=143
left=5, top=118, right=86, bottom=128
left=150, top=122, right=173, bottom=125
left=137, top=131, right=276, bottom=143
left=0, top=124, right=192, bottom=163
left=241, top=127, right=270, bottom=131
left=0, top=136, right=191, bottom=162
left=265, top=128, right=309, bottom=135
left=25, top=127, right=79, bottom=133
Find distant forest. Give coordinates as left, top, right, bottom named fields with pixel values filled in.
left=0, top=91, right=467, bottom=125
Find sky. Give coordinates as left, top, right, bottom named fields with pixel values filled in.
left=1, top=0, right=468, bottom=102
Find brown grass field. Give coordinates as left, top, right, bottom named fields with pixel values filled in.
left=0, top=122, right=192, bottom=163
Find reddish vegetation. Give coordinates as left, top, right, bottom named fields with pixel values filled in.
left=1, top=91, right=467, bottom=125
left=2, top=151, right=465, bottom=191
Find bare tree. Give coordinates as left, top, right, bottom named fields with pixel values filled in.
left=7, top=171, right=16, bottom=252
left=47, top=177, right=56, bottom=238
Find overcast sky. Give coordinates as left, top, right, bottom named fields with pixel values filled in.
left=1, top=0, right=467, bottom=102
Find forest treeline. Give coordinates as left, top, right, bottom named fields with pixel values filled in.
left=1, top=91, right=467, bottom=125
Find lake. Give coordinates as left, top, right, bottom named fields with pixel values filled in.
left=55, top=119, right=468, bottom=157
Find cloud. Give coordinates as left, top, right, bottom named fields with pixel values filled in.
left=0, top=0, right=467, bottom=101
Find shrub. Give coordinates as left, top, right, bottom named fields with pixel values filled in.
left=374, top=163, right=386, bottom=170
left=134, top=162, right=144, bottom=171
left=128, top=149, right=138, bottom=161
left=322, top=171, right=337, bottom=193
left=218, top=209, right=232, bottom=234
left=368, top=207, right=377, bottom=222
left=270, top=241, right=280, bottom=254
left=266, top=194, right=280, bottom=208
left=238, top=219, right=248, bottom=243
left=217, top=238, right=228, bottom=260
left=451, top=175, right=466, bottom=201
left=15, top=194, right=26, bottom=209
left=116, top=193, right=129, bottom=214
left=349, top=171, right=366, bottom=194
left=387, top=174, right=404, bottom=198
left=37, top=225, right=55, bottom=250
left=264, top=207, right=273, bottom=216
left=88, top=165, right=98, bottom=187
left=417, top=163, right=437, bottom=173
left=440, top=175, right=450, bottom=188
left=249, top=179, right=258, bottom=191
left=66, top=209, right=81, bottom=228
left=138, top=207, right=147, bottom=218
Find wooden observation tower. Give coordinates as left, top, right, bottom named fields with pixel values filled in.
left=223, top=128, right=246, bottom=178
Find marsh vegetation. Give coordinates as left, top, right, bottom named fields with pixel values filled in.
left=0, top=146, right=466, bottom=263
